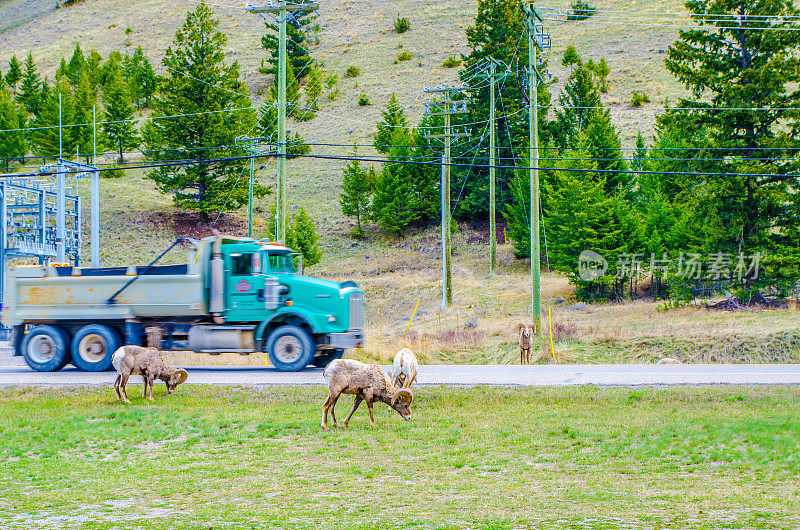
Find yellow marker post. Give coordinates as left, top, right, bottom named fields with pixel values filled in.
left=403, top=298, right=422, bottom=339
left=548, top=307, right=556, bottom=359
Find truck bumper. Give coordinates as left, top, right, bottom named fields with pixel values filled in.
left=329, top=331, right=365, bottom=349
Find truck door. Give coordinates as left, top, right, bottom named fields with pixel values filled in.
left=225, top=252, right=267, bottom=320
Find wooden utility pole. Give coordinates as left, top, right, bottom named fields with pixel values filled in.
left=247, top=1, right=318, bottom=242
left=236, top=135, right=277, bottom=238
left=522, top=3, right=550, bottom=335
left=475, top=58, right=511, bottom=276
left=424, top=86, right=468, bottom=309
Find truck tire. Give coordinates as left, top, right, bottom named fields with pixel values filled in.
left=311, top=348, right=345, bottom=368
left=70, top=325, right=120, bottom=372
left=266, top=325, right=315, bottom=372
left=20, top=325, right=71, bottom=372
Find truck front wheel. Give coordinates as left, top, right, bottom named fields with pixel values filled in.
left=20, top=325, right=71, bottom=372
left=266, top=325, right=315, bottom=372
left=71, top=325, right=121, bottom=372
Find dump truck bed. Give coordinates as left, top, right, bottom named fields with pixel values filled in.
left=2, top=262, right=207, bottom=327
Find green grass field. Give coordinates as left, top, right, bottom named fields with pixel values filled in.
left=1, top=385, right=798, bottom=528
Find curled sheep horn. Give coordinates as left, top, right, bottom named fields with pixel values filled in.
left=174, top=368, right=188, bottom=384
left=391, top=388, right=413, bottom=405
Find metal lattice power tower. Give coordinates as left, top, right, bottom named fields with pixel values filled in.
left=1, top=159, right=101, bottom=311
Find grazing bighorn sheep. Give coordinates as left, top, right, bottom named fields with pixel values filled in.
left=657, top=357, right=682, bottom=365
left=112, top=345, right=188, bottom=403
left=322, top=359, right=412, bottom=430
left=518, top=323, right=532, bottom=364
left=391, top=348, right=419, bottom=389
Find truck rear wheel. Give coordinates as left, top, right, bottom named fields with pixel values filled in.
left=266, top=325, right=315, bottom=372
left=71, top=325, right=120, bottom=372
left=20, top=325, right=71, bottom=372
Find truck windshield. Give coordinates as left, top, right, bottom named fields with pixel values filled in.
left=268, top=253, right=296, bottom=273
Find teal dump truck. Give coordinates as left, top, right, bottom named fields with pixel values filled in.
left=1, top=234, right=365, bottom=372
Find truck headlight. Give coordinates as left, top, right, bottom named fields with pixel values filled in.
left=327, top=315, right=336, bottom=322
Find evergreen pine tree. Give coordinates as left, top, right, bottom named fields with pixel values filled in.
left=143, top=3, right=263, bottom=217
left=66, top=43, right=86, bottom=86
left=583, top=108, right=629, bottom=195
left=552, top=57, right=600, bottom=149
left=260, top=9, right=317, bottom=80
left=30, top=79, right=76, bottom=157
left=55, top=58, right=69, bottom=82
left=285, top=207, right=323, bottom=267
left=664, top=0, right=800, bottom=260
left=100, top=51, right=123, bottom=88
left=86, top=49, right=103, bottom=90
left=0, top=88, right=27, bottom=169
left=132, top=48, right=157, bottom=108
left=373, top=94, right=408, bottom=154
left=18, top=53, right=42, bottom=115
left=304, top=66, right=322, bottom=111
left=73, top=73, right=99, bottom=161
left=371, top=129, right=438, bottom=235
left=102, top=69, right=138, bottom=162
left=5, top=54, right=22, bottom=95
left=631, top=132, right=647, bottom=175
left=340, top=146, right=376, bottom=235
left=542, top=134, right=632, bottom=299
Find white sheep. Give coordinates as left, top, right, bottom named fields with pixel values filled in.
left=390, top=348, right=419, bottom=389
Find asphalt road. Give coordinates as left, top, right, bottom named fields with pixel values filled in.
left=0, top=364, right=799, bottom=388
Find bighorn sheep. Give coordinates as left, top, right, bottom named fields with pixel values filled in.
left=112, top=345, right=188, bottom=403
left=657, top=357, right=682, bottom=365
left=322, top=359, right=413, bottom=430
left=391, top=348, right=419, bottom=389
left=518, top=323, right=532, bottom=364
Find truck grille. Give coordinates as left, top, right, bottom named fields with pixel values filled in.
left=349, top=292, right=365, bottom=331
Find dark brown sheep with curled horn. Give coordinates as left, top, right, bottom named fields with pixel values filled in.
left=322, top=359, right=413, bottom=430
left=112, top=345, right=188, bottom=403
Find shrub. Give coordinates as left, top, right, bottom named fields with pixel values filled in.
left=394, top=16, right=410, bottom=34
left=324, top=73, right=338, bottom=89
left=567, top=0, right=596, bottom=20
left=102, top=165, right=126, bottom=179
left=358, top=93, right=371, bottom=106
left=396, top=51, right=413, bottom=63
left=442, top=56, right=462, bottom=68
left=630, top=91, right=651, bottom=107
left=345, top=66, right=360, bottom=78
left=286, top=207, right=323, bottom=268
left=327, top=88, right=340, bottom=101
left=295, top=109, right=315, bottom=121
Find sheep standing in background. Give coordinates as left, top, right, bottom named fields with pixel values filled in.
left=322, top=359, right=413, bottom=430
left=391, top=348, right=419, bottom=388
left=518, top=324, right=532, bottom=364
left=658, top=357, right=682, bottom=365
left=112, top=345, right=188, bottom=403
